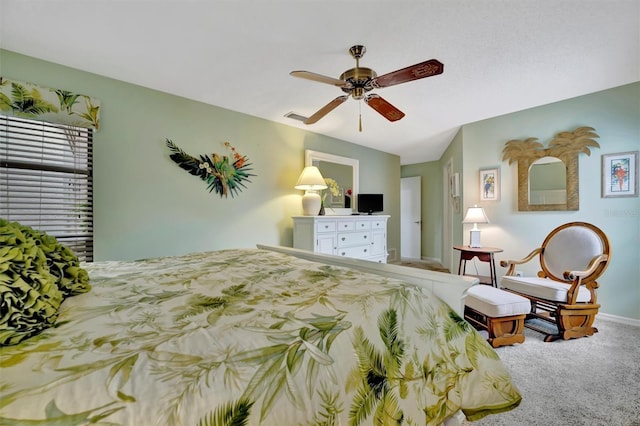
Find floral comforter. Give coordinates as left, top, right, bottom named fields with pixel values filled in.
left=0, top=249, right=521, bottom=425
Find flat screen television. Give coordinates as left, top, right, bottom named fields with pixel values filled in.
left=357, top=193, right=383, bottom=215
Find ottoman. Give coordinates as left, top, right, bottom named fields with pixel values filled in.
left=464, top=285, right=531, bottom=348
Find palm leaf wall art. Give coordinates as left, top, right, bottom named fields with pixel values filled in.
left=502, top=126, right=600, bottom=164
left=166, top=139, right=254, bottom=198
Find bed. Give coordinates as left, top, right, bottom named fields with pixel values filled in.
left=1, top=229, right=521, bottom=425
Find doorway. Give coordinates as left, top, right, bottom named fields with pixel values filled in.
left=400, top=176, right=421, bottom=260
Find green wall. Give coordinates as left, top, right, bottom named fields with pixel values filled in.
left=4, top=48, right=637, bottom=319
left=438, top=128, right=465, bottom=271
left=1, top=49, right=401, bottom=261
left=461, top=82, right=639, bottom=320
left=405, top=82, right=639, bottom=320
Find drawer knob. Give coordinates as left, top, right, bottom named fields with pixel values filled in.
left=364, top=249, right=367, bottom=253
left=364, top=235, right=367, bottom=239
left=341, top=237, right=346, bottom=241
left=341, top=252, right=346, bottom=256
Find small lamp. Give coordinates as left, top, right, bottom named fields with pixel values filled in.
left=462, top=205, right=489, bottom=247
left=295, top=166, right=327, bottom=216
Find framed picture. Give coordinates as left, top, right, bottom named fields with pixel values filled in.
left=601, top=151, right=638, bottom=198
left=480, top=167, right=500, bottom=201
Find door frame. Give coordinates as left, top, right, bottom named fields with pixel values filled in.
left=442, top=160, right=454, bottom=272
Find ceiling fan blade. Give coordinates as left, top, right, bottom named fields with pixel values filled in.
left=290, top=71, right=347, bottom=87
left=364, top=94, right=405, bottom=122
left=304, top=95, right=349, bottom=125
left=372, top=59, right=444, bottom=88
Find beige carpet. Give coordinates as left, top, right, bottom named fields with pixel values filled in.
left=396, top=260, right=639, bottom=425
left=462, top=318, right=640, bottom=425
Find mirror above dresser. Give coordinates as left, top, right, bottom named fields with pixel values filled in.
left=305, top=150, right=359, bottom=215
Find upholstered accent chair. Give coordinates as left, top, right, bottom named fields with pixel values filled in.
left=500, top=222, right=611, bottom=342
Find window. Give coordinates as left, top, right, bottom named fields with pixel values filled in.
left=1, top=115, right=94, bottom=261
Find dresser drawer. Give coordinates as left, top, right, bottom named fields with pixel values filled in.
left=337, top=231, right=370, bottom=247
left=337, top=245, right=371, bottom=259
left=371, top=220, right=386, bottom=229
left=316, top=221, right=337, bottom=233
left=336, top=220, right=355, bottom=231
left=355, top=220, right=371, bottom=230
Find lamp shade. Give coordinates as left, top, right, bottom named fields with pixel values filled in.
left=294, top=166, right=327, bottom=190
left=295, top=166, right=327, bottom=216
left=462, top=205, right=489, bottom=248
left=462, top=205, right=489, bottom=225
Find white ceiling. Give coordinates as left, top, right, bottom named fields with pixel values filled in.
left=2, top=0, right=638, bottom=164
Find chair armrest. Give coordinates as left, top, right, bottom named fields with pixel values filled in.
left=564, top=254, right=609, bottom=304
left=563, top=254, right=609, bottom=280
left=500, top=248, right=542, bottom=275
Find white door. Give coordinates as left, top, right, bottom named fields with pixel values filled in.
left=401, top=176, right=421, bottom=260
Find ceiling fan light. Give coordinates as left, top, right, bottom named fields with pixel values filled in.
left=352, top=87, right=365, bottom=100
left=349, top=45, right=366, bottom=59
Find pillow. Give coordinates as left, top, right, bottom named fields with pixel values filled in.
left=16, top=222, right=91, bottom=297
left=0, top=219, right=90, bottom=346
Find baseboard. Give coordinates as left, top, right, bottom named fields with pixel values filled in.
left=421, top=256, right=443, bottom=264
left=597, top=312, right=640, bottom=327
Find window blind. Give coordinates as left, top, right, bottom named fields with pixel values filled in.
left=0, top=114, right=94, bottom=261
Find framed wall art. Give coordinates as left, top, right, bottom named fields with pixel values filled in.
left=479, top=167, right=500, bottom=201
left=601, top=151, right=638, bottom=198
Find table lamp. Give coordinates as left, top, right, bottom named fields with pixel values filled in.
left=295, top=166, right=327, bottom=215
left=462, top=205, right=489, bottom=247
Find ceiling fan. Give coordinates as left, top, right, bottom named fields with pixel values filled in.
left=290, top=45, right=444, bottom=131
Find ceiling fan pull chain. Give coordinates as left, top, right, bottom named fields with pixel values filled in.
left=359, top=101, right=363, bottom=132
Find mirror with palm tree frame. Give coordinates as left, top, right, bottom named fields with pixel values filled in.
left=502, top=127, right=600, bottom=211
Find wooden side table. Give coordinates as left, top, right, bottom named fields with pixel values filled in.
left=453, top=245, right=503, bottom=287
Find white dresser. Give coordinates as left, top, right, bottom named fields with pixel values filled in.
left=293, top=215, right=389, bottom=263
